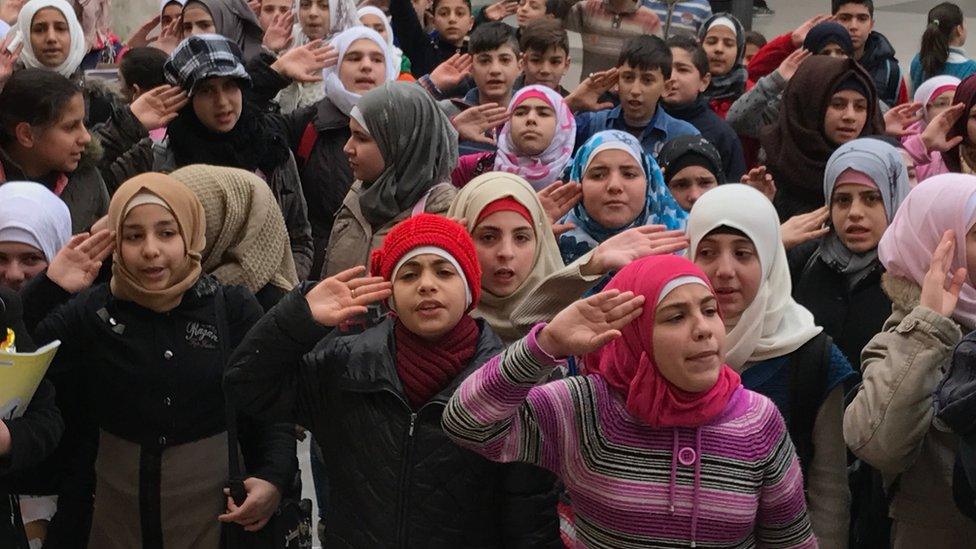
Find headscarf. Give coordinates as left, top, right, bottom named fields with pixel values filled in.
left=688, top=184, right=822, bottom=369
left=945, top=74, right=976, bottom=173
left=802, top=21, right=854, bottom=56
left=447, top=173, right=564, bottom=342
left=0, top=181, right=71, bottom=262
left=820, top=137, right=910, bottom=278
left=108, top=173, right=207, bottom=313
left=17, top=0, right=87, bottom=77
left=761, top=56, right=885, bottom=210
left=357, top=6, right=403, bottom=73
left=161, top=0, right=188, bottom=14
left=163, top=33, right=251, bottom=96
left=291, top=0, right=360, bottom=46
left=323, top=26, right=396, bottom=117
left=582, top=255, right=742, bottom=428
left=183, top=0, right=264, bottom=61
left=169, top=165, right=298, bottom=293
left=878, top=173, right=976, bottom=329
left=560, top=130, right=687, bottom=252
left=913, top=75, right=960, bottom=121
left=492, top=85, right=575, bottom=191
left=698, top=13, right=747, bottom=102
left=356, top=82, right=458, bottom=227
left=657, top=135, right=724, bottom=187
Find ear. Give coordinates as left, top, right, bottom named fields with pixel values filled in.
left=563, top=55, right=571, bottom=68
left=13, top=122, right=35, bottom=149
left=698, top=71, right=711, bottom=93
left=519, top=53, right=528, bottom=71
left=131, top=83, right=144, bottom=99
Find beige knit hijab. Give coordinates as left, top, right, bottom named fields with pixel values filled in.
left=169, top=165, right=298, bottom=293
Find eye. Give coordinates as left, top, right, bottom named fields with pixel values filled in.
left=665, top=313, right=684, bottom=323
left=399, top=271, right=417, bottom=281
left=478, top=233, right=496, bottom=244
left=703, top=305, right=718, bottom=316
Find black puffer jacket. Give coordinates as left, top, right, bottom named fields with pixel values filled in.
left=225, top=285, right=561, bottom=548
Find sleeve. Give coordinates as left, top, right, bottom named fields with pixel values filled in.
left=725, top=72, right=785, bottom=138
left=497, top=463, right=562, bottom=548
left=275, top=154, right=314, bottom=281
left=843, top=305, right=961, bottom=477
left=804, top=385, right=850, bottom=549
left=223, top=284, right=331, bottom=429
left=389, top=0, right=436, bottom=77
left=245, top=52, right=294, bottom=111
left=92, top=105, right=154, bottom=194
left=747, top=33, right=796, bottom=82
left=20, top=272, right=92, bottom=373
left=509, top=256, right=604, bottom=338
left=902, top=133, right=933, bottom=166
left=441, top=325, right=569, bottom=473
left=0, top=380, right=63, bottom=476
left=722, top=129, right=747, bottom=182
left=451, top=152, right=490, bottom=187
left=755, top=407, right=818, bottom=548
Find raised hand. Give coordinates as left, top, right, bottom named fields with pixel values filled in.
left=127, top=15, right=162, bottom=49
left=921, top=102, right=967, bottom=153
left=791, top=14, right=833, bottom=47
left=262, top=11, right=295, bottom=52
left=584, top=225, right=689, bottom=275
left=47, top=231, right=116, bottom=293
left=271, top=40, right=337, bottom=83
left=920, top=230, right=968, bottom=317
left=775, top=48, right=811, bottom=82
left=884, top=101, right=924, bottom=138
left=151, top=18, right=181, bottom=55
left=780, top=206, right=829, bottom=250
left=219, top=477, right=281, bottom=532
left=452, top=103, right=509, bottom=145
left=0, top=32, right=23, bottom=89
left=129, top=85, right=189, bottom=131
left=537, top=290, right=646, bottom=358
left=0, top=0, right=24, bottom=25
left=537, top=180, right=581, bottom=224
left=483, top=0, right=518, bottom=21
left=565, top=68, right=619, bottom=113
left=741, top=165, right=776, bottom=202
left=305, top=266, right=392, bottom=327
left=248, top=0, right=261, bottom=16
left=430, top=53, right=473, bottom=93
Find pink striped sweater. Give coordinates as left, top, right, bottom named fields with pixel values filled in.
left=443, top=325, right=818, bottom=548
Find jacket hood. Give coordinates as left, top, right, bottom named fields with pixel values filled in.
left=861, top=31, right=897, bottom=66
left=881, top=272, right=921, bottom=312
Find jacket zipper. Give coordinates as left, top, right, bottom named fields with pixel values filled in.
left=396, top=411, right=418, bottom=548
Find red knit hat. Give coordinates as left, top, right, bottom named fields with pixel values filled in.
left=370, top=214, right=482, bottom=310
left=475, top=197, right=533, bottom=226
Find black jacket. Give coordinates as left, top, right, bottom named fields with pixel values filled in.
left=788, top=239, right=891, bottom=369
left=389, top=0, right=466, bottom=77
left=225, top=286, right=561, bottom=548
left=859, top=32, right=903, bottom=108
left=663, top=95, right=747, bottom=182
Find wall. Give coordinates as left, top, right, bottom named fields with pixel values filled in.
left=110, top=0, right=159, bottom=41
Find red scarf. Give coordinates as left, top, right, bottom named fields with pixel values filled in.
left=394, top=316, right=479, bottom=409
left=583, top=256, right=741, bottom=428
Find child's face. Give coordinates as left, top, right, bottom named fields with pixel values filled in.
left=338, top=39, right=388, bottom=93
left=509, top=97, right=557, bottom=156
left=472, top=45, right=520, bottom=104
left=192, top=77, right=243, bottom=133
left=298, top=0, right=330, bottom=41
left=258, top=0, right=292, bottom=30
left=119, top=204, right=187, bottom=291
left=473, top=211, right=537, bottom=297
left=743, top=42, right=760, bottom=65
left=161, top=1, right=183, bottom=29
left=360, top=13, right=389, bottom=42
left=652, top=283, right=725, bottom=393
left=580, top=149, right=648, bottom=229
left=693, top=233, right=762, bottom=327
left=702, top=26, right=738, bottom=77
left=181, top=3, right=217, bottom=37
left=667, top=165, right=718, bottom=212
left=392, top=254, right=468, bottom=340
left=834, top=3, right=873, bottom=53
left=30, top=7, right=70, bottom=68
left=830, top=182, right=887, bottom=253
left=0, top=242, right=47, bottom=291
left=664, top=47, right=708, bottom=105
left=433, top=0, right=472, bottom=46
left=823, top=90, right=868, bottom=146
left=520, top=46, right=569, bottom=91
left=618, top=62, right=665, bottom=124
left=25, top=92, right=91, bottom=174
left=343, top=118, right=386, bottom=183
left=516, top=0, right=547, bottom=27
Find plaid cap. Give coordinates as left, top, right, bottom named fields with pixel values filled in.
left=164, top=34, right=251, bottom=96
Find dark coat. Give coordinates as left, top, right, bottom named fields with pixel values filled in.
left=859, top=32, right=904, bottom=109
left=225, top=286, right=562, bottom=548
left=663, top=95, right=747, bottom=182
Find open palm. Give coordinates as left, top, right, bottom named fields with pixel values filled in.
left=537, top=290, right=645, bottom=358
left=47, top=231, right=115, bottom=293
left=305, top=267, right=392, bottom=327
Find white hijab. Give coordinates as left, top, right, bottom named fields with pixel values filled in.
left=323, top=26, right=395, bottom=116
left=17, top=0, right=87, bottom=78
left=688, top=184, right=822, bottom=370
left=0, top=181, right=72, bottom=262
left=357, top=6, right=403, bottom=74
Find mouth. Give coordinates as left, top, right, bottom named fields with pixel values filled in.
left=845, top=225, right=870, bottom=237
left=486, top=79, right=505, bottom=88
left=355, top=76, right=377, bottom=86
left=214, top=112, right=235, bottom=124
left=687, top=350, right=718, bottom=361
left=140, top=266, right=168, bottom=282
left=626, top=100, right=643, bottom=109
left=713, top=287, right=739, bottom=298
left=837, top=127, right=858, bottom=136
left=492, top=267, right=516, bottom=284
left=415, top=299, right=445, bottom=316
left=603, top=200, right=627, bottom=208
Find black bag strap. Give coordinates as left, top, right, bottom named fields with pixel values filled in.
left=215, top=287, right=247, bottom=506
left=788, top=332, right=831, bottom=482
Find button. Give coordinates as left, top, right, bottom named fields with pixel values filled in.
left=158, top=436, right=167, bottom=446
left=164, top=397, right=172, bottom=406
left=163, top=350, right=174, bottom=360
left=678, top=447, right=697, bottom=467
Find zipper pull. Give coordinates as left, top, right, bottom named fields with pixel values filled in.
left=408, top=413, right=417, bottom=436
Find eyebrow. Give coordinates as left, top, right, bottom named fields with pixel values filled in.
left=657, top=295, right=716, bottom=313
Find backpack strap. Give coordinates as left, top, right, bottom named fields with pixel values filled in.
left=296, top=121, right=318, bottom=167
left=788, top=331, right=832, bottom=483
left=215, top=288, right=247, bottom=507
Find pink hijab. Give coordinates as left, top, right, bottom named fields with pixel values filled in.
left=493, top=85, right=576, bottom=191
left=878, top=173, right=976, bottom=329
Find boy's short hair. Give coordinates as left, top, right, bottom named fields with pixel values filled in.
left=831, top=0, right=874, bottom=17
left=665, top=35, right=708, bottom=77
left=617, top=35, right=672, bottom=79
left=432, top=0, right=471, bottom=13
left=744, top=30, right=767, bottom=49
left=519, top=19, right=569, bottom=57
left=545, top=0, right=570, bottom=20
left=469, top=21, right=520, bottom=55
left=120, top=47, right=170, bottom=92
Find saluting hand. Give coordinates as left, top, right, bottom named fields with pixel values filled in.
left=305, top=266, right=393, bottom=327
left=537, top=290, right=645, bottom=358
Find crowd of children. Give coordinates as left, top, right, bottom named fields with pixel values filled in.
left=2, top=0, right=976, bottom=547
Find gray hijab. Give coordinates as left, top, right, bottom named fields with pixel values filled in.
left=820, top=137, right=910, bottom=278
left=186, top=0, right=264, bottom=61
left=356, top=82, right=458, bottom=227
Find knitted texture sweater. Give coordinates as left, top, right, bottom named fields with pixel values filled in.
left=443, top=326, right=817, bottom=548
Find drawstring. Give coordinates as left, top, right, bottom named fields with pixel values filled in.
left=669, top=429, right=678, bottom=514
left=690, top=427, right=702, bottom=548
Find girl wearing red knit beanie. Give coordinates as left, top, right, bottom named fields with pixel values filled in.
left=225, top=213, right=561, bottom=547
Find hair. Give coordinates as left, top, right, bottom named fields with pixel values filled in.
left=831, top=0, right=874, bottom=17
left=665, top=34, right=708, bottom=77
left=920, top=2, right=965, bottom=79
left=0, top=69, right=82, bottom=147
left=120, top=47, right=170, bottom=94
left=545, top=0, right=570, bottom=20
left=432, top=0, right=471, bottom=13
left=519, top=19, right=569, bottom=56
left=617, top=35, right=672, bottom=79
left=744, top=30, right=767, bottom=49
left=469, top=21, right=520, bottom=55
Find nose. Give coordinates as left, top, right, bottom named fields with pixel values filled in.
left=417, top=269, right=438, bottom=294
left=605, top=172, right=625, bottom=194
left=690, top=310, right=713, bottom=340
left=687, top=185, right=704, bottom=205
left=848, top=198, right=866, bottom=220
left=497, top=236, right=516, bottom=260
left=713, top=252, right=736, bottom=279
left=2, top=264, right=24, bottom=288
left=342, top=137, right=355, bottom=158
left=78, top=125, right=92, bottom=146
left=842, top=104, right=857, bottom=121
left=142, top=236, right=161, bottom=259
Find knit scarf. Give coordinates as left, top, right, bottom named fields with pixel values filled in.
left=394, top=316, right=479, bottom=409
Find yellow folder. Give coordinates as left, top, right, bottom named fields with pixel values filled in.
left=0, top=340, right=60, bottom=420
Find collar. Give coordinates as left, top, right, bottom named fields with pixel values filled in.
left=662, top=95, right=709, bottom=120
left=607, top=104, right=669, bottom=140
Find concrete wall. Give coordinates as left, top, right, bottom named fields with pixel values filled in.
left=110, top=0, right=160, bottom=40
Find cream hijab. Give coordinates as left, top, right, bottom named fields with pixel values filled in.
left=447, top=172, right=564, bottom=343
left=688, top=184, right=822, bottom=370
left=17, top=0, right=87, bottom=78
